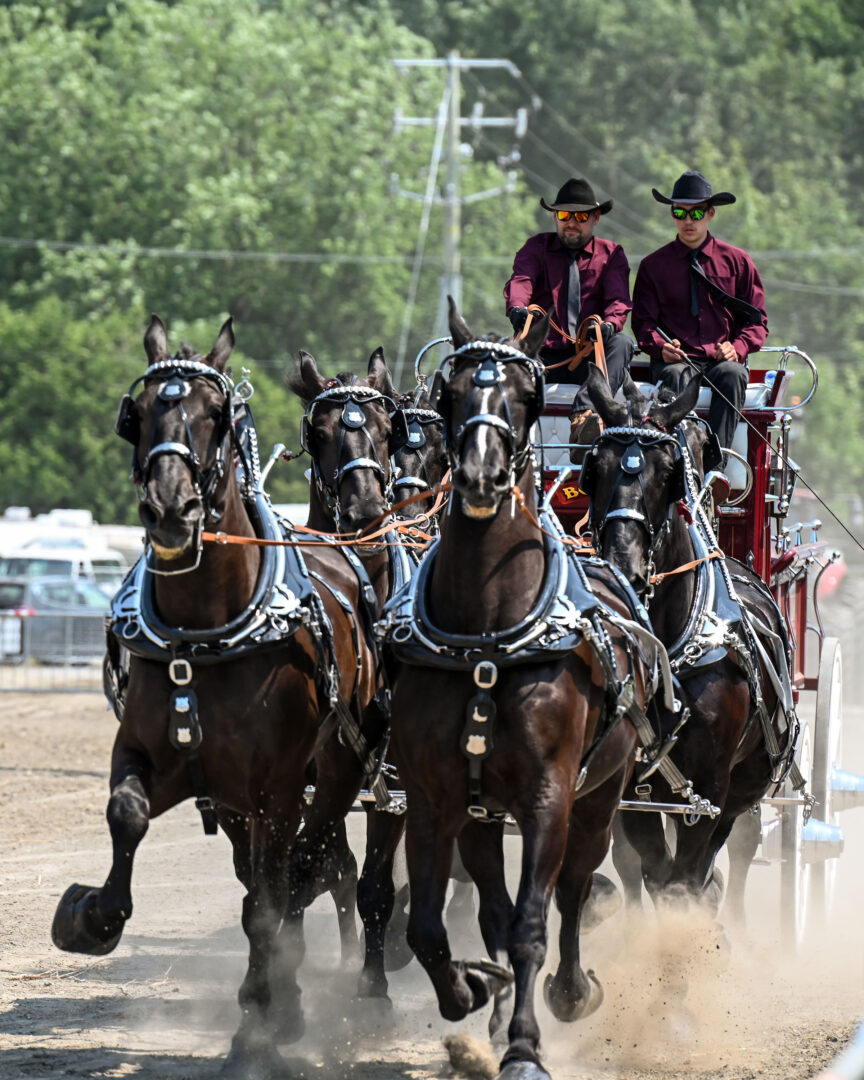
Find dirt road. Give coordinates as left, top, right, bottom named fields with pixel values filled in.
left=2, top=683, right=863, bottom=1080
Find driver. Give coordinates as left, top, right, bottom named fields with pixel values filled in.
left=504, top=176, right=634, bottom=445
left=631, top=170, right=768, bottom=452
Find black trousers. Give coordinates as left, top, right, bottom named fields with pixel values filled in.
left=541, top=332, right=634, bottom=411
left=650, top=358, right=748, bottom=450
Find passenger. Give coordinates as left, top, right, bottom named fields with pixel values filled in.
left=504, top=176, right=635, bottom=445
left=631, top=169, right=768, bottom=452
left=814, top=1022, right=864, bottom=1080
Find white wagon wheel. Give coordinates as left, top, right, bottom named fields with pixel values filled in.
left=809, top=637, right=844, bottom=927
left=780, top=718, right=812, bottom=949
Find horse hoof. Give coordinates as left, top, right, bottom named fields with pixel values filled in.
left=462, top=959, right=514, bottom=1009
left=220, top=1043, right=285, bottom=1080
left=543, top=968, right=604, bottom=1023
left=51, top=884, right=124, bottom=956
left=581, top=873, right=622, bottom=933
left=496, top=1060, right=552, bottom=1080
left=356, top=969, right=392, bottom=1003
left=273, top=1011, right=305, bottom=1046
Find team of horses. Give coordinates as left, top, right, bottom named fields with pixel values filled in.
left=51, top=305, right=799, bottom=1080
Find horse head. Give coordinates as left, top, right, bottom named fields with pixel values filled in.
left=117, top=315, right=237, bottom=571
left=581, top=364, right=704, bottom=593
left=287, top=346, right=398, bottom=540
left=389, top=386, right=448, bottom=521
left=434, top=297, right=550, bottom=519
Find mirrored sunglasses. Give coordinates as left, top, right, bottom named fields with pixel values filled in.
left=671, top=205, right=708, bottom=221
left=555, top=209, right=591, bottom=222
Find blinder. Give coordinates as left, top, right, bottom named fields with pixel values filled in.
left=703, top=431, right=723, bottom=474
left=115, top=395, right=138, bottom=445
left=579, top=447, right=598, bottom=496
left=669, top=456, right=687, bottom=503
left=389, top=408, right=432, bottom=455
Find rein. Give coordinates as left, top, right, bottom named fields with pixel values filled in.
left=649, top=550, right=723, bottom=585
left=509, top=485, right=594, bottom=554
left=519, top=307, right=609, bottom=380
left=201, top=481, right=452, bottom=552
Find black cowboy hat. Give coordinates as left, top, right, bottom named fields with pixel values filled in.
left=651, top=170, right=736, bottom=207
left=540, top=177, right=613, bottom=215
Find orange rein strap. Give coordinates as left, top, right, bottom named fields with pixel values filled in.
left=510, top=485, right=594, bottom=554
left=649, top=550, right=723, bottom=585
left=518, top=307, right=608, bottom=378
left=200, top=480, right=453, bottom=552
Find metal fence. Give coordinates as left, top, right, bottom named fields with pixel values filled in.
left=0, top=611, right=105, bottom=691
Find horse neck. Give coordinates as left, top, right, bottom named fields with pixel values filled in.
left=649, top=508, right=697, bottom=642
left=153, top=481, right=261, bottom=630
left=431, top=465, right=544, bottom=634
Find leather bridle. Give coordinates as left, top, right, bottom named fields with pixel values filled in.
left=302, top=381, right=397, bottom=531
left=438, top=340, right=545, bottom=488
left=586, top=425, right=681, bottom=588
left=115, top=358, right=238, bottom=573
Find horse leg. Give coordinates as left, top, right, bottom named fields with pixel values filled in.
left=447, top=844, right=478, bottom=939
left=608, top=812, right=645, bottom=910
left=405, top=805, right=513, bottom=1023
left=225, top=798, right=305, bottom=1078
left=52, top=747, right=152, bottom=956
left=456, top=820, right=514, bottom=1040
left=356, top=807, right=407, bottom=998
left=723, top=809, right=762, bottom=930
left=544, top=774, right=624, bottom=1025
left=616, top=802, right=676, bottom=907
left=325, top=818, right=363, bottom=969
left=498, top=794, right=575, bottom=1080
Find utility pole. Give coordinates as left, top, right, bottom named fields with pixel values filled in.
left=391, top=53, right=527, bottom=373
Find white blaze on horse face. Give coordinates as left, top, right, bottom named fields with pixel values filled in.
left=475, top=387, right=494, bottom=463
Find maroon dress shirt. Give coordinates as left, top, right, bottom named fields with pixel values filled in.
left=632, top=234, right=768, bottom=362
left=504, top=233, right=632, bottom=351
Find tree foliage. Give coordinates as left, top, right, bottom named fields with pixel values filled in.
left=0, top=0, right=862, bottom=522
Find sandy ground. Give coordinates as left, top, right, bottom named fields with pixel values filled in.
left=1, top=567, right=863, bottom=1080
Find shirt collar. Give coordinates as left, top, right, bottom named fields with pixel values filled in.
left=552, top=233, right=595, bottom=258
left=673, top=232, right=714, bottom=258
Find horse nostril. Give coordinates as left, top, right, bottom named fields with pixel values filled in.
left=180, top=497, right=203, bottom=522
left=139, top=504, right=159, bottom=531
left=493, top=467, right=510, bottom=490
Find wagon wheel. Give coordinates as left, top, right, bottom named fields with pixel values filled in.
left=809, top=637, right=844, bottom=928
left=780, top=719, right=812, bottom=949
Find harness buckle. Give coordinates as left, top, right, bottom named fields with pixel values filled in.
left=473, top=660, right=498, bottom=689
left=635, top=782, right=652, bottom=801
left=467, top=804, right=490, bottom=820
left=168, top=658, right=193, bottom=685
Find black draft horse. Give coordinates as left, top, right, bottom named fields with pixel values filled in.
left=582, top=365, right=797, bottom=918
left=52, top=317, right=387, bottom=1080
left=284, top=347, right=419, bottom=1000
left=386, top=302, right=654, bottom=1080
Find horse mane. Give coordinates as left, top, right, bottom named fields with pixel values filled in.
left=174, top=342, right=199, bottom=361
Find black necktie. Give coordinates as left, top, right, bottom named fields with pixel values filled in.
left=567, top=252, right=581, bottom=336
left=689, top=251, right=701, bottom=317
left=689, top=251, right=763, bottom=326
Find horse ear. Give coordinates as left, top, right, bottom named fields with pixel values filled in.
left=367, top=346, right=397, bottom=398
left=622, top=372, right=649, bottom=414
left=584, top=363, right=627, bottom=427
left=516, top=310, right=550, bottom=359
left=447, top=295, right=475, bottom=348
left=286, top=349, right=327, bottom=403
left=144, top=314, right=168, bottom=364
left=208, top=316, right=235, bottom=372
left=650, top=371, right=702, bottom=430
